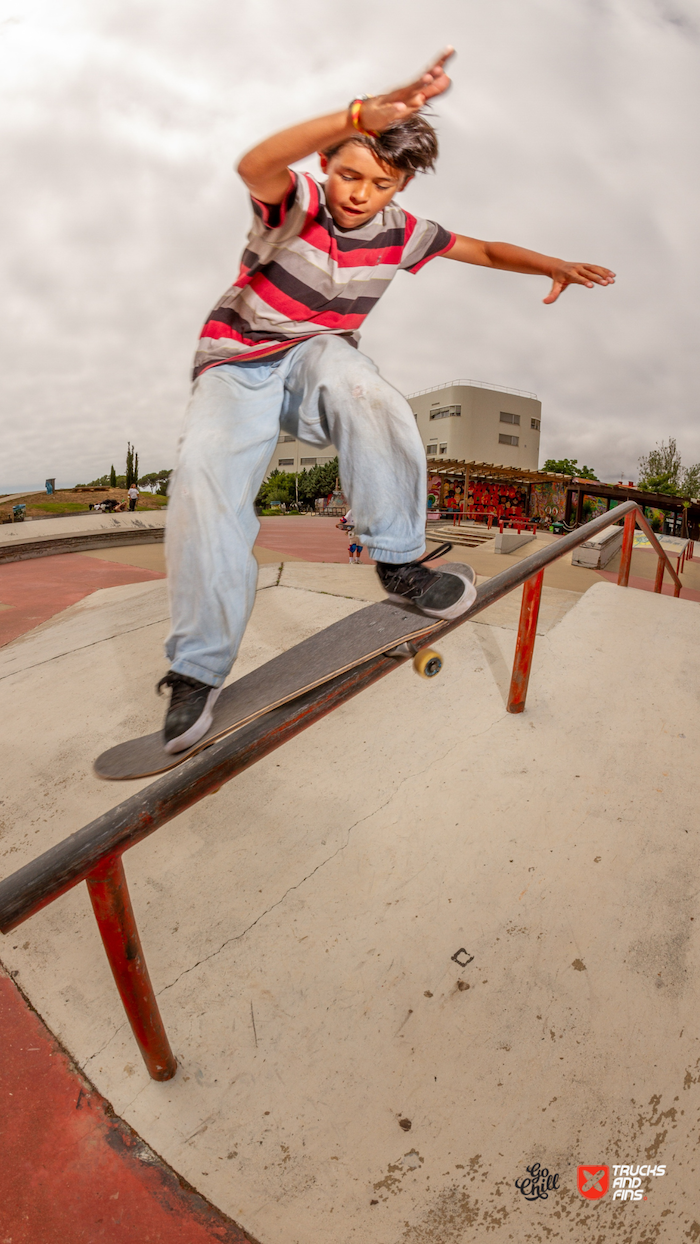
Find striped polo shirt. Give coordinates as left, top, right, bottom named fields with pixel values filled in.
left=192, top=172, right=454, bottom=379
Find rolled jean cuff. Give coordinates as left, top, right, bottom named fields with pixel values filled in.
left=365, top=542, right=426, bottom=565
left=167, top=656, right=224, bottom=688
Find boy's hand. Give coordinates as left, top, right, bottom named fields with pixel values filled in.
left=544, top=262, right=615, bottom=304
left=360, top=48, right=454, bottom=133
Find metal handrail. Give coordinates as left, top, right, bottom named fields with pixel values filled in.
left=0, top=501, right=683, bottom=1079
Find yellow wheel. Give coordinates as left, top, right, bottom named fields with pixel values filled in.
left=413, top=648, right=443, bottom=679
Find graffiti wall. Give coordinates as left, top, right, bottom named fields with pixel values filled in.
left=430, top=475, right=529, bottom=517
left=427, top=475, right=442, bottom=511
left=441, top=478, right=466, bottom=511
left=529, top=482, right=568, bottom=523
left=469, top=480, right=528, bottom=518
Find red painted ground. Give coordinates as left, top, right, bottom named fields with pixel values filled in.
left=256, top=515, right=370, bottom=562
left=0, top=554, right=165, bottom=647
left=0, top=966, right=251, bottom=1243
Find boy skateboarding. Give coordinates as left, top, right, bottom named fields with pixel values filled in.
left=160, top=48, right=614, bottom=754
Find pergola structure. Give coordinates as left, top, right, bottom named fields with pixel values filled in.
left=427, top=458, right=571, bottom=487
left=426, top=458, right=572, bottom=521
left=564, top=479, right=700, bottom=537
left=426, top=458, right=700, bottom=537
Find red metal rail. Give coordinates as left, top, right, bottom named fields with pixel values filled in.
left=0, top=502, right=684, bottom=1080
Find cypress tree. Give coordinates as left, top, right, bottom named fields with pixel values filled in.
left=109, top=464, right=116, bottom=487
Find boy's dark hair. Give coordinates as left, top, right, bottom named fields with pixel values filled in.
left=323, top=113, right=438, bottom=176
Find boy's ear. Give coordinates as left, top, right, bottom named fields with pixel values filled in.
left=399, top=173, right=414, bottom=191
left=318, top=152, right=329, bottom=174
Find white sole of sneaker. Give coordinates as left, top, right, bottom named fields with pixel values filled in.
left=163, top=686, right=222, bottom=754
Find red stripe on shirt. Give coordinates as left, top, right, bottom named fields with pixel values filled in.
left=405, top=230, right=456, bottom=273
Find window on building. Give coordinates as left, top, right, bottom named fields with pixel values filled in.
left=500, top=412, right=520, bottom=425
left=439, top=444, right=447, bottom=454
left=278, top=458, right=294, bottom=466
left=277, top=434, right=295, bottom=443
left=300, top=457, right=317, bottom=465
left=499, top=433, right=519, bottom=446
left=429, top=404, right=461, bottom=420
left=426, top=444, right=438, bottom=455
left=530, top=418, right=541, bottom=430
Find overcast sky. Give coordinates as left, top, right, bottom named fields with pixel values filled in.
left=1, top=0, right=698, bottom=489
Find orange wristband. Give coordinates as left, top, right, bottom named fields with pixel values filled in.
left=349, top=97, right=380, bottom=139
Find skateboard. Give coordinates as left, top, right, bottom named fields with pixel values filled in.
left=94, top=595, right=449, bottom=781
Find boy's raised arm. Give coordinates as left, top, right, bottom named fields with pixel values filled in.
left=236, top=50, right=455, bottom=204
left=444, top=234, right=615, bottom=304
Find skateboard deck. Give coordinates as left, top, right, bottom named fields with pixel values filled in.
left=94, top=598, right=443, bottom=781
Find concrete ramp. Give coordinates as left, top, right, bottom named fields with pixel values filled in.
left=1, top=576, right=699, bottom=1242
left=0, top=510, right=166, bottom=562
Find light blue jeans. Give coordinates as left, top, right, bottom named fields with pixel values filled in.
left=165, top=335, right=427, bottom=687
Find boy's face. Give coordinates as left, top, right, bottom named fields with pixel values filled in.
left=319, top=142, right=410, bottom=229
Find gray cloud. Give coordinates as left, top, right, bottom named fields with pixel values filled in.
left=1, top=0, right=698, bottom=487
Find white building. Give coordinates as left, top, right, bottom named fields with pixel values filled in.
left=408, top=380, right=542, bottom=470
left=266, top=434, right=338, bottom=476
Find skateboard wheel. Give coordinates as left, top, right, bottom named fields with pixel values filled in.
left=413, top=648, right=443, bottom=678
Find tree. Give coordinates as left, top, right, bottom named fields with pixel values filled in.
left=155, top=468, right=172, bottom=496
left=543, top=458, right=598, bottom=480
left=109, top=464, right=116, bottom=487
left=138, top=469, right=172, bottom=495
left=255, top=457, right=340, bottom=511
left=125, top=442, right=140, bottom=489
left=680, top=462, right=700, bottom=500
left=637, top=439, right=682, bottom=495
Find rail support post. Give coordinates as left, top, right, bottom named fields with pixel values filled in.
left=86, top=854, right=177, bottom=1081
left=617, top=510, right=637, bottom=587
left=507, top=569, right=544, bottom=714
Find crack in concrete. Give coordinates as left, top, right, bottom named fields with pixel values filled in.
left=156, top=712, right=508, bottom=997
left=82, top=1018, right=129, bottom=1069
left=120, top=1080, right=152, bottom=1113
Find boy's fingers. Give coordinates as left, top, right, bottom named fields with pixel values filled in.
left=384, top=48, right=454, bottom=104
left=543, top=280, right=564, bottom=304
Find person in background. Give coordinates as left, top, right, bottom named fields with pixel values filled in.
left=337, top=509, right=364, bottom=565
left=127, top=485, right=139, bottom=512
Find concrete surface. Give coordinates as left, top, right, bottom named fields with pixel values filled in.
left=571, top=523, right=624, bottom=568
left=1, top=571, right=700, bottom=1242
left=493, top=528, right=535, bottom=554
left=0, top=510, right=166, bottom=549
left=76, top=543, right=302, bottom=574
left=604, top=544, right=700, bottom=594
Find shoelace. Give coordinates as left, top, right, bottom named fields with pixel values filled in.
left=156, top=671, right=206, bottom=708
left=381, top=541, right=453, bottom=596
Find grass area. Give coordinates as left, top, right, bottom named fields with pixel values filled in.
left=31, top=501, right=89, bottom=514
left=1, top=488, right=169, bottom=521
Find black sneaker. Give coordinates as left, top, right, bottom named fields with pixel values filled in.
left=157, top=671, right=222, bottom=754
left=376, top=542, right=477, bottom=620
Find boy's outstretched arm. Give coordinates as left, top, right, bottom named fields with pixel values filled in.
left=237, top=50, right=454, bottom=204
left=444, top=235, right=615, bottom=304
